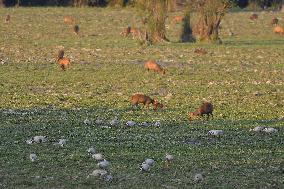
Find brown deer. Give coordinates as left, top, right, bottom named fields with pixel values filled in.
left=189, top=102, right=214, bottom=121
left=144, top=60, right=165, bottom=74
left=73, top=25, right=79, bottom=35
left=5, top=15, right=10, bottom=23
left=194, top=48, right=207, bottom=55
left=64, top=16, right=75, bottom=25
left=131, top=94, right=163, bottom=111
left=274, top=26, right=284, bottom=34
left=57, top=50, right=70, bottom=71
left=271, top=17, right=279, bottom=26
left=250, top=13, right=258, bottom=20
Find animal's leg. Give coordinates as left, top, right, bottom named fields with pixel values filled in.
left=210, top=113, right=213, bottom=119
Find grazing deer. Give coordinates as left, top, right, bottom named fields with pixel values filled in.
left=131, top=94, right=163, bottom=111
left=144, top=60, right=165, bottom=74
left=189, top=102, right=214, bottom=121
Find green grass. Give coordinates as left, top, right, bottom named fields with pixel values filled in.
left=0, top=7, right=284, bottom=188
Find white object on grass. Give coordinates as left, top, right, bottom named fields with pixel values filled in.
left=92, top=153, right=104, bottom=161
left=30, top=153, right=37, bottom=162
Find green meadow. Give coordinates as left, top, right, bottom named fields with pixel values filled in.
left=0, top=7, right=283, bottom=188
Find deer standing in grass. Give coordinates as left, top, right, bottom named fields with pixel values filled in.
left=57, top=50, right=70, bottom=71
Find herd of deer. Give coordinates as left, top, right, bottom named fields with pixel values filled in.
left=249, top=13, right=284, bottom=34
left=4, top=12, right=283, bottom=122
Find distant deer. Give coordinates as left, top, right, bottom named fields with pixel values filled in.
left=144, top=60, right=165, bottom=74
left=56, top=50, right=70, bottom=71
left=274, top=26, right=284, bottom=34
left=120, top=26, right=147, bottom=41
left=120, top=26, right=131, bottom=37
left=189, top=102, right=214, bottom=121
left=271, top=17, right=279, bottom=26
left=64, top=16, right=75, bottom=25
left=194, top=48, right=207, bottom=55
left=250, top=13, right=258, bottom=20
left=73, top=25, right=79, bottom=35
left=5, top=15, right=10, bottom=23
left=131, top=94, right=163, bottom=111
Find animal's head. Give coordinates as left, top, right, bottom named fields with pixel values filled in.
left=153, top=100, right=163, bottom=111
left=188, top=111, right=200, bottom=121
left=125, top=26, right=131, bottom=35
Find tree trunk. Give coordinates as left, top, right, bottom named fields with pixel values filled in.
left=192, top=0, right=229, bottom=44
left=147, top=0, right=168, bottom=43
left=0, top=0, right=5, bottom=7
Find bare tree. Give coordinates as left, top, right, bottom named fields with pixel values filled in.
left=136, top=0, right=169, bottom=43
left=189, top=0, right=232, bottom=43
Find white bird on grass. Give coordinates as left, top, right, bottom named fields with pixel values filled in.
left=92, top=153, right=104, bottom=161
left=97, top=160, right=110, bottom=169
left=87, top=147, right=96, bottom=154
left=208, top=130, right=224, bottom=137
left=140, top=163, right=150, bottom=172
left=30, top=153, right=37, bottom=162
left=145, top=158, right=155, bottom=166
left=126, top=121, right=136, bottom=127
left=194, top=173, right=203, bottom=182
left=263, top=127, right=278, bottom=134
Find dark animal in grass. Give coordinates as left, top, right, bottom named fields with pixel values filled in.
left=194, top=48, right=207, bottom=55
left=250, top=13, right=258, bottom=20
left=73, top=25, right=79, bottom=35
left=189, top=102, right=213, bottom=121
left=131, top=94, right=163, bottom=111
left=271, top=17, right=279, bottom=26
left=5, top=15, right=10, bottom=23
left=144, top=60, right=165, bottom=74
left=56, top=50, right=70, bottom=71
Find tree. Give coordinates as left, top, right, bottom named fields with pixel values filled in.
left=180, top=11, right=195, bottom=42
left=136, top=0, right=169, bottom=44
left=0, top=0, right=5, bottom=7
left=189, top=0, right=232, bottom=43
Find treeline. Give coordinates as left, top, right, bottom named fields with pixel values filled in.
left=0, top=0, right=282, bottom=9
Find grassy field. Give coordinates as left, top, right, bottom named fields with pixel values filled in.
left=0, top=7, right=284, bottom=188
